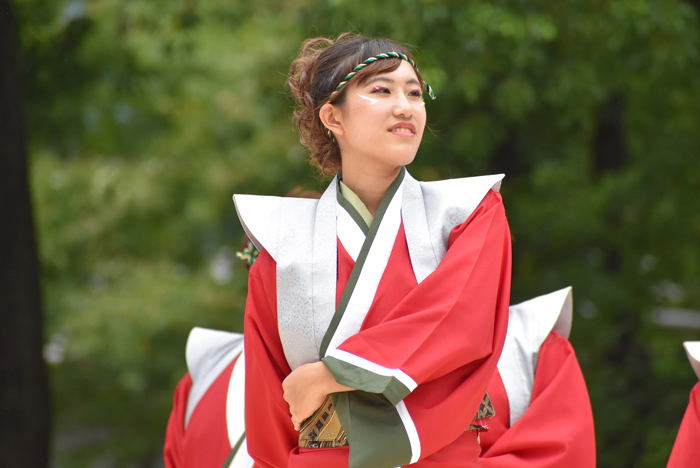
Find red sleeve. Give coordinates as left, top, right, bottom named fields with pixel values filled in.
left=164, top=373, right=193, bottom=468
left=243, top=251, right=298, bottom=468
left=323, top=190, right=512, bottom=461
left=480, top=331, right=596, bottom=468
left=667, top=382, right=700, bottom=467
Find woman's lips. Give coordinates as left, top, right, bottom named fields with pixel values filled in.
left=388, top=123, right=416, bottom=136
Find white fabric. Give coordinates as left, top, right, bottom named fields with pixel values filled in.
left=496, top=287, right=573, bottom=426
left=309, top=179, right=341, bottom=368
left=185, top=328, right=244, bottom=428
left=401, top=172, right=438, bottom=284
left=228, top=439, right=254, bottom=468
left=420, top=174, right=504, bottom=265
left=337, top=203, right=365, bottom=262
left=276, top=194, right=328, bottom=371
left=553, top=287, right=573, bottom=340
left=683, top=342, right=700, bottom=380
left=234, top=192, right=338, bottom=371
left=225, top=349, right=255, bottom=468
left=226, top=349, right=246, bottom=447
left=396, top=401, right=421, bottom=464
left=233, top=194, right=283, bottom=262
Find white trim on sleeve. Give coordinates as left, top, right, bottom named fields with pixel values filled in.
left=396, top=401, right=421, bottom=464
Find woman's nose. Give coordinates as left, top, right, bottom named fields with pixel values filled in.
left=393, top=94, right=413, bottom=118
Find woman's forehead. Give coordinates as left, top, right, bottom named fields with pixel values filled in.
left=362, top=61, right=421, bottom=85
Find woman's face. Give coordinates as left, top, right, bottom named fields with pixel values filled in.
left=334, top=60, right=427, bottom=171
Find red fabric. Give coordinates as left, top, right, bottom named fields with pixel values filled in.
left=163, top=357, right=239, bottom=468
left=479, top=331, right=596, bottom=468
left=164, top=374, right=192, bottom=468
left=667, top=382, right=700, bottom=467
left=288, top=447, right=349, bottom=468
left=244, top=190, right=511, bottom=468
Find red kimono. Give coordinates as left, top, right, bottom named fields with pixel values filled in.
left=667, top=342, right=700, bottom=468
left=164, top=369, right=233, bottom=468
left=239, top=170, right=511, bottom=468
left=668, top=382, right=700, bottom=467
left=164, top=329, right=252, bottom=468
left=164, top=289, right=596, bottom=468
left=480, top=331, right=596, bottom=467
left=478, top=287, right=596, bottom=468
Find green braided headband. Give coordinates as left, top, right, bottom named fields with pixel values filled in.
left=328, top=51, right=436, bottom=102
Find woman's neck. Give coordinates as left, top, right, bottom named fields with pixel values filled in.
left=339, top=162, right=402, bottom=216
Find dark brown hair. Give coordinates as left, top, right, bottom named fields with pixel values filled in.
left=287, top=33, right=423, bottom=176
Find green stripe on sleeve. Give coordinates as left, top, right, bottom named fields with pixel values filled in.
left=322, top=355, right=411, bottom=406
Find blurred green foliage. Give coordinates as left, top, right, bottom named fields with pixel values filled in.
left=14, top=0, right=700, bottom=466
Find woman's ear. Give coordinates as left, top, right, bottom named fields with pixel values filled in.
left=319, top=103, right=345, bottom=136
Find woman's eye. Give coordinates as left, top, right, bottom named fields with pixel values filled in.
left=370, top=86, right=390, bottom=93
left=409, top=90, right=423, bottom=98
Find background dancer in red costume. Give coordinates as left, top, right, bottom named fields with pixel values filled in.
left=479, top=288, right=596, bottom=468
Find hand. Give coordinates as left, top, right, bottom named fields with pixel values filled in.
left=282, top=362, right=330, bottom=430
left=282, top=361, right=354, bottom=431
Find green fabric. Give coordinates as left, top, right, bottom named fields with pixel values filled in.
left=339, top=180, right=374, bottom=229
left=319, top=167, right=406, bottom=358
left=337, top=183, right=369, bottom=235
left=322, top=355, right=411, bottom=406
left=332, top=391, right=413, bottom=468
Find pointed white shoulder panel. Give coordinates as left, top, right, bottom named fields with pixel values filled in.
left=508, top=286, right=573, bottom=341
left=185, top=327, right=244, bottom=428
left=497, top=287, right=573, bottom=426
left=420, top=174, right=505, bottom=263
left=233, top=194, right=319, bottom=263
left=683, top=342, right=700, bottom=380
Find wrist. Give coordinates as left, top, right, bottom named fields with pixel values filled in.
left=316, top=360, right=354, bottom=394
left=311, top=361, right=334, bottom=395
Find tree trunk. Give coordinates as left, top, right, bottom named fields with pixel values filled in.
left=592, top=94, right=628, bottom=180
left=0, top=1, right=51, bottom=467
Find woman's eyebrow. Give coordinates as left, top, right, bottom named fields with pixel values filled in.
left=366, top=75, right=421, bottom=86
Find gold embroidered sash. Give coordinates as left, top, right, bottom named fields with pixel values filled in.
left=299, top=392, right=495, bottom=448
left=298, top=395, right=349, bottom=449
left=467, top=391, right=496, bottom=431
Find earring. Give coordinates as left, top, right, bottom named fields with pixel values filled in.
left=324, top=125, right=335, bottom=142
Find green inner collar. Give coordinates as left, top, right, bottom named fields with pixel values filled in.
left=339, top=181, right=374, bottom=229
left=336, top=168, right=406, bottom=235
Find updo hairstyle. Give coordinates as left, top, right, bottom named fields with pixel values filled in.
left=287, top=33, right=424, bottom=176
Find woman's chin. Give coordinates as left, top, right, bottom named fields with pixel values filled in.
left=389, top=150, right=418, bottom=167
left=374, top=154, right=417, bottom=170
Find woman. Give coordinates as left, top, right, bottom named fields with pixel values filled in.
left=479, top=288, right=596, bottom=468
left=235, top=33, right=512, bottom=468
